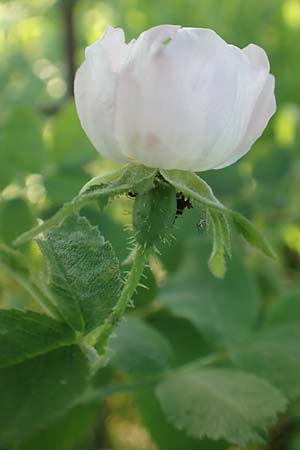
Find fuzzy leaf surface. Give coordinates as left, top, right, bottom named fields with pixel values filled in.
left=37, top=215, right=122, bottom=333
left=156, top=368, right=286, bottom=446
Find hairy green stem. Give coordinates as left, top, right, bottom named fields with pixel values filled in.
left=84, top=245, right=147, bottom=350
left=14, top=185, right=125, bottom=247
left=13, top=189, right=112, bottom=247
left=13, top=197, right=85, bottom=246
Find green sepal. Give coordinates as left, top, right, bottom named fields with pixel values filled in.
left=14, top=165, right=157, bottom=246
left=160, top=169, right=275, bottom=264
left=80, top=164, right=156, bottom=196
left=208, top=210, right=228, bottom=278
left=230, top=211, right=276, bottom=259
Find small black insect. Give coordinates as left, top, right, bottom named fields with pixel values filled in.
left=176, top=192, right=193, bottom=217
left=127, top=191, right=137, bottom=198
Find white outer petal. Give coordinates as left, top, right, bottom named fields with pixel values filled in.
left=75, top=26, right=276, bottom=171
left=214, top=74, right=276, bottom=169
left=115, top=27, right=241, bottom=169
left=213, top=45, right=276, bottom=169
left=74, top=27, right=128, bottom=164
left=114, top=28, right=274, bottom=171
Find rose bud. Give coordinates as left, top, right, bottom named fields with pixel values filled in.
left=75, top=25, right=275, bottom=172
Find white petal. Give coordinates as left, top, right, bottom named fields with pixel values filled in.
left=197, top=42, right=272, bottom=170
left=75, top=26, right=275, bottom=172
left=74, top=27, right=128, bottom=163
left=115, top=27, right=243, bottom=169
left=214, top=74, right=276, bottom=169
left=126, top=24, right=181, bottom=67
left=87, top=26, right=126, bottom=73
left=242, top=43, right=270, bottom=72
left=213, top=44, right=275, bottom=170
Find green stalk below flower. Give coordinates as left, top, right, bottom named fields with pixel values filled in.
left=83, top=245, right=147, bottom=351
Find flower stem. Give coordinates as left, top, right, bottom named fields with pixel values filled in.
left=84, top=245, right=147, bottom=350
left=12, top=198, right=84, bottom=246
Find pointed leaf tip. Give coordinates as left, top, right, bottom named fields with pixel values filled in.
left=231, top=212, right=276, bottom=259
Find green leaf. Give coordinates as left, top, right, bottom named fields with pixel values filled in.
left=159, top=239, right=259, bottom=348
left=81, top=207, right=131, bottom=266
left=136, top=389, right=226, bottom=450
left=0, top=345, right=88, bottom=447
left=37, top=215, right=122, bottom=333
left=231, top=322, right=300, bottom=400
left=230, top=211, right=276, bottom=259
left=0, top=309, right=75, bottom=369
left=160, top=169, right=274, bottom=258
left=156, top=368, right=286, bottom=446
left=108, top=317, right=174, bottom=375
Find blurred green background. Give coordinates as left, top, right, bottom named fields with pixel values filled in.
left=0, top=0, right=300, bottom=449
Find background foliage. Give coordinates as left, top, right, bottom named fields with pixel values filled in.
left=0, top=0, right=300, bottom=449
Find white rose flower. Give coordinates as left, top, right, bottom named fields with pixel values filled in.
left=74, top=25, right=276, bottom=171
